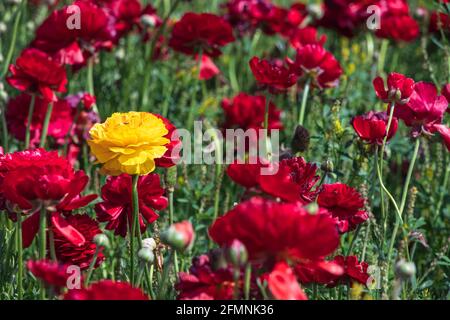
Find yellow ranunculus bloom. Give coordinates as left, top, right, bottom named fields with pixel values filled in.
left=88, top=112, right=170, bottom=176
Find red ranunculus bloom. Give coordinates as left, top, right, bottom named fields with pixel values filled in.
left=429, top=12, right=450, bottom=33
left=441, top=84, right=450, bottom=114
left=27, top=259, right=76, bottom=291
left=223, top=0, right=273, bottom=35
left=209, top=197, right=340, bottom=264
left=258, top=157, right=320, bottom=203
left=6, top=94, right=74, bottom=146
left=288, top=44, right=343, bottom=89
left=373, top=72, right=415, bottom=104
left=263, top=3, right=307, bottom=37
left=249, top=57, right=297, bottom=93
left=95, top=173, right=167, bottom=237
left=317, top=183, right=369, bottom=233
left=351, top=111, right=398, bottom=145
left=375, top=15, right=420, bottom=42
left=326, top=255, right=370, bottom=287
left=52, top=213, right=105, bottom=270
left=266, top=261, right=308, bottom=300
left=106, top=0, right=144, bottom=38
left=197, top=54, right=220, bottom=80
left=6, top=48, right=67, bottom=102
left=32, top=1, right=116, bottom=66
left=176, top=254, right=238, bottom=300
left=64, top=280, right=148, bottom=300
left=154, top=114, right=182, bottom=168
left=226, top=159, right=268, bottom=189
left=289, top=27, right=327, bottom=50
left=169, top=12, right=235, bottom=57
left=221, top=93, right=283, bottom=131
left=294, top=260, right=344, bottom=285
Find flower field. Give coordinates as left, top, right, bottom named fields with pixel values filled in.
left=0, top=0, right=449, bottom=301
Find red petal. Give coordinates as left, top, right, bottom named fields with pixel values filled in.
left=50, top=212, right=86, bottom=246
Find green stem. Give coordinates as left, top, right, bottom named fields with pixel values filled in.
left=168, top=190, right=179, bottom=275
left=39, top=102, right=53, bottom=148
left=298, top=79, right=311, bottom=126
left=25, top=94, right=36, bottom=149
left=1, top=103, right=8, bottom=153
left=87, top=58, right=99, bottom=116
left=244, top=264, right=251, bottom=300
left=379, top=103, right=395, bottom=176
left=130, top=174, right=140, bottom=285
left=377, top=39, right=389, bottom=74
left=16, top=212, right=23, bottom=300
left=85, top=246, right=100, bottom=286
left=346, top=225, right=362, bottom=256
left=157, top=251, right=173, bottom=299
left=39, top=206, right=47, bottom=300
left=48, top=229, right=57, bottom=261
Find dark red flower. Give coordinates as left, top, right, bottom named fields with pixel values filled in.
left=375, top=15, right=420, bottom=42
left=32, top=1, right=116, bottom=66
left=64, top=280, right=148, bottom=300
left=226, top=159, right=268, bottom=189
left=266, top=261, right=308, bottom=300
left=176, top=254, right=238, bottom=300
left=442, top=84, right=450, bottom=113
left=263, top=3, right=307, bottom=37
left=287, top=44, right=343, bottom=89
left=154, top=114, right=182, bottom=168
left=317, top=183, right=368, bottom=233
left=95, top=173, right=167, bottom=237
left=221, top=93, right=283, bottom=131
left=52, top=213, right=104, bottom=270
left=27, top=259, right=76, bottom=291
left=6, top=94, right=74, bottom=146
left=373, top=72, right=415, bottom=104
left=209, top=197, right=340, bottom=263
left=197, top=54, right=220, bottom=81
left=289, top=27, right=327, bottom=50
left=351, top=111, right=398, bottom=145
left=223, top=0, right=273, bottom=35
left=249, top=57, right=297, bottom=93
left=429, top=12, right=450, bottom=33
left=6, top=48, right=67, bottom=102
left=294, top=260, right=344, bottom=285
left=169, top=13, right=235, bottom=57
left=326, top=255, right=370, bottom=287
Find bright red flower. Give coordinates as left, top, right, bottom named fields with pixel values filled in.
left=226, top=159, right=268, bottom=189
left=52, top=213, right=105, bottom=270
left=294, top=260, right=344, bottom=285
left=351, top=111, right=398, bottom=145
left=373, top=72, right=415, bottom=104
left=429, top=12, right=450, bottom=33
left=209, top=197, right=340, bottom=263
left=154, top=114, right=182, bottom=168
left=32, top=1, right=116, bottom=66
left=6, top=94, right=74, bottom=146
left=442, top=84, right=450, bottom=113
left=169, top=13, right=235, bottom=57
left=197, top=54, right=220, bottom=80
left=95, top=173, right=167, bottom=237
left=249, top=57, right=297, bottom=93
left=289, top=27, right=327, bottom=50
left=64, top=280, right=148, bottom=300
left=223, top=0, right=273, bottom=35
left=27, top=259, right=76, bottom=291
left=221, top=93, right=283, bottom=131
left=317, top=183, right=368, bottom=233
left=375, top=15, right=420, bottom=42
left=288, top=44, right=343, bottom=89
left=176, top=254, right=238, bottom=300
left=263, top=3, right=307, bottom=37
left=6, top=48, right=67, bottom=102
left=326, top=255, right=370, bottom=287
left=266, top=262, right=308, bottom=300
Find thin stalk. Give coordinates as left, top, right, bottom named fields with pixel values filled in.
left=1, top=103, right=9, bottom=153
left=25, top=94, right=36, bottom=149
left=87, top=58, right=99, bottom=116
left=346, top=225, right=362, bottom=256
left=168, top=189, right=179, bottom=274
left=85, top=246, right=100, bottom=286
left=16, top=213, right=23, bottom=300
left=48, top=229, right=57, bottom=261
left=377, top=39, right=389, bottom=74
left=130, top=175, right=140, bottom=285
left=157, top=251, right=173, bottom=299
left=298, top=79, right=311, bottom=126
left=379, top=102, right=395, bottom=176
left=39, top=102, right=53, bottom=148
left=244, top=264, right=251, bottom=300
left=39, top=206, right=47, bottom=300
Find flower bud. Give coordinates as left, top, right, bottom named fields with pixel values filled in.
left=321, top=159, right=334, bottom=173
left=227, top=239, right=248, bottom=268
left=395, top=259, right=416, bottom=280
left=141, top=14, right=157, bottom=28
left=138, top=247, right=155, bottom=263
left=305, top=202, right=319, bottom=215
left=165, top=166, right=178, bottom=191
left=160, top=221, right=195, bottom=252
left=0, top=23, right=7, bottom=34
left=291, top=125, right=310, bottom=153
left=142, top=238, right=157, bottom=251
left=307, top=4, right=324, bottom=20
left=93, top=234, right=110, bottom=248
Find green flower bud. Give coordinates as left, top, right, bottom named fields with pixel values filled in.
left=93, top=234, right=110, bottom=248
left=138, top=247, right=155, bottom=263
left=227, top=239, right=248, bottom=268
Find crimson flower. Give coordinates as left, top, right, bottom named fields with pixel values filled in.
left=64, top=280, right=148, bottom=300
left=376, top=15, right=419, bottom=42
left=6, top=48, right=67, bottom=102
left=373, top=72, right=415, bottom=104
left=197, top=54, right=220, bottom=81
left=263, top=3, right=307, bottom=37
left=226, top=159, right=268, bottom=189
left=249, top=57, right=297, bottom=93
left=317, top=183, right=368, bottom=233
left=209, top=197, right=340, bottom=264
left=351, top=111, right=398, bottom=145
left=289, top=27, right=327, bottom=50
left=287, top=44, right=343, bottom=89
left=95, top=173, right=167, bottom=237
left=326, top=255, right=370, bottom=288
left=176, top=254, right=238, bottom=300
left=441, top=84, right=450, bottom=113
left=223, top=0, right=273, bottom=35
left=294, top=260, right=344, bottom=285
left=154, top=114, right=182, bottom=168
left=221, top=93, right=283, bottom=131
left=169, top=12, right=235, bottom=57
left=266, top=262, right=307, bottom=300
left=27, top=259, right=76, bottom=291
left=52, top=214, right=105, bottom=270
left=429, top=12, right=450, bottom=33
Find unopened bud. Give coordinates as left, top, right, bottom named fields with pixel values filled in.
left=138, top=247, right=155, bottom=263
left=291, top=125, right=310, bottom=153
left=227, top=239, right=248, bottom=268
left=395, top=259, right=416, bottom=280
left=142, top=238, right=157, bottom=251
left=141, top=14, right=157, bottom=28
left=307, top=4, right=324, bottom=20
left=305, top=202, right=319, bottom=215
left=321, top=159, right=334, bottom=173
left=93, top=234, right=110, bottom=248
left=160, top=220, right=195, bottom=252
left=0, top=23, right=7, bottom=34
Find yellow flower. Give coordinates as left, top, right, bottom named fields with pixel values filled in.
left=88, top=112, right=170, bottom=176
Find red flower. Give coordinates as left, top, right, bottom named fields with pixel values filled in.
left=95, top=173, right=167, bottom=237
left=221, top=93, right=283, bottom=131
left=223, top=0, right=273, bottom=35
left=32, top=1, right=116, bottom=66
left=169, top=13, right=235, bottom=57
left=176, top=254, right=237, bottom=300
left=442, top=84, right=450, bottom=113
left=52, top=213, right=105, bottom=270
left=107, top=0, right=144, bottom=37
left=373, top=72, right=415, bottom=104
left=162, top=221, right=195, bottom=252
left=351, top=111, right=398, bottom=145
left=6, top=94, right=74, bottom=146
left=317, top=183, right=368, bottom=233
left=6, top=48, right=67, bottom=102
left=326, top=255, right=370, bottom=287
left=249, top=57, right=297, bottom=93
left=154, top=114, right=182, bottom=168
left=289, top=27, right=327, bottom=50
left=0, top=149, right=96, bottom=213
left=27, top=259, right=76, bottom=291
left=226, top=159, right=268, bottom=189
left=209, top=197, right=340, bottom=263
left=266, top=262, right=308, bottom=300
left=375, top=15, right=420, bottom=42
left=294, top=260, right=344, bottom=285
left=197, top=54, right=220, bottom=80
left=429, top=12, right=450, bottom=33
left=288, top=44, right=343, bottom=89
left=64, top=280, right=148, bottom=300
left=263, top=4, right=307, bottom=37
left=258, top=157, right=320, bottom=203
